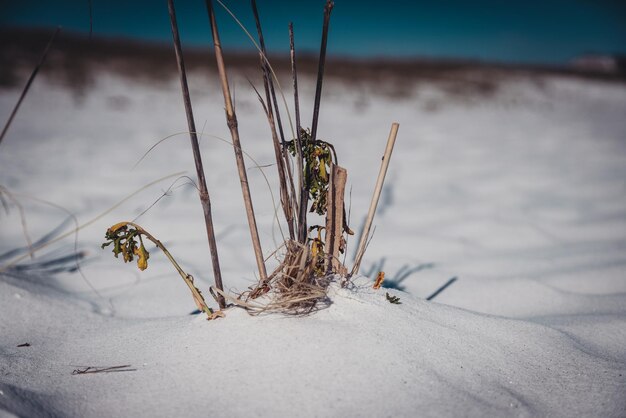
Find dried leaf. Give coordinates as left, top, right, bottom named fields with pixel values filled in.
left=386, top=292, right=401, bottom=304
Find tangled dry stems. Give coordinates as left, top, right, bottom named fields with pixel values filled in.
left=234, top=240, right=337, bottom=315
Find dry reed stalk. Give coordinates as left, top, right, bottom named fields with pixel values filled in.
left=250, top=0, right=285, bottom=144
left=250, top=0, right=299, bottom=231
left=310, top=0, right=334, bottom=143
left=351, top=122, right=400, bottom=277
left=290, top=23, right=307, bottom=244
left=251, top=0, right=296, bottom=240
left=167, top=0, right=225, bottom=309
left=0, top=27, right=60, bottom=147
left=254, top=77, right=296, bottom=240
left=206, top=0, right=268, bottom=281
left=297, top=0, right=333, bottom=244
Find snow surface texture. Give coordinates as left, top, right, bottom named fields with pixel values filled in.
left=1, top=70, right=625, bottom=417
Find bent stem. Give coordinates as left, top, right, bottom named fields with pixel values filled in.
left=103, top=222, right=222, bottom=320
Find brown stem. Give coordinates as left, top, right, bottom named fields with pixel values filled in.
left=259, top=67, right=296, bottom=240
left=250, top=0, right=285, bottom=145
left=310, top=0, right=334, bottom=143
left=249, top=2, right=297, bottom=225
left=167, top=0, right=225, bottom=309
left=205, top=0, right=268, bottom=281
left=250, top=0, right=296, bottom=240
left=290, top=23, right=307, bottom=244
left=126, top=222, right=217, bottom=319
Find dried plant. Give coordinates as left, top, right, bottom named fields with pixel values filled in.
left=386, top=292, right=401, bottom=304
left=100, top=0, right=398, bottom=317
left=102, top=222, right=223, bottom=320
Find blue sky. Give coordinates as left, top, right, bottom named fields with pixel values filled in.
left=2, top=0, right=625, bottom=65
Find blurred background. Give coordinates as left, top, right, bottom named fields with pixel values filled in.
left=2, top=0, right=626, bottom=66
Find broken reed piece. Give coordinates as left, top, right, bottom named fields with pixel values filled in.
left=351, top=122, right=400, bottom=277
left=205, top=0, right=268, bottom=281
left=167, top=0, right=225, bottom=309
left=325, top=164, right=348, bottom=275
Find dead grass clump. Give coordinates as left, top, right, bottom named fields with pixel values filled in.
left=241, top=240, right=332, bottom=315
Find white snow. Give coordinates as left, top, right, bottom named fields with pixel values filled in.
left=1, top=69, right=625, bottom=417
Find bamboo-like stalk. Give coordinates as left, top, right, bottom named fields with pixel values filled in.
left=205, top=0, right=268, bottom=281
left=290, top=23, right=307, bottom=244
left=167, top=0, right=225, bottom=309
left=251, top=0, right=296, bottom=240
left=351, top=122, right=399, bottom=277
left=310, top=0, right=334, bottom=143
left=0, top=27, right=60, bottom=147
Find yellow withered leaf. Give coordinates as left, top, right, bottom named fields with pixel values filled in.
left=108, top=221, right=129, bottom=233
left=134, top=243, right=150, bottom=271
left=319, top=158, right=327, bottom=180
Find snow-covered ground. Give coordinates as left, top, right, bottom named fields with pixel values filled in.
left=1, top=67, right=625, bottom=417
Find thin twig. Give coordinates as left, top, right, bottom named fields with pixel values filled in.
left=426, top=277, right=458, bottom=301
left=215, top=0, right=296, bottom=140
left=205, top=0, right=268, bottom=282
left=250, top=0, right=285, bottom=146
left=310, top=0, right=334, bottom=143
left=88, top=0, right=93, bottom=39
left=7, top=190, right=110, bottom=308
left=0, top=186, right=34, bottom=259
left=168, top=0, right=225, bottom=309
left=0, top=27, right=60, bottom=147
left=250, top=0, right=296, bottom=240
left=247, top=81, right=289, bottom=244
left=0, top=172, right=185, bottom=273
left=249, top=1, right=298, bottom=229
left=351, top=123, right=399, bottom=277
left=133, top=130, right=288, bottom=244
left=132, top=175, right=197, bottom=223
left=72, top=365, right=135, bottom=375
left=290, top=23, right=307, bottom=244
